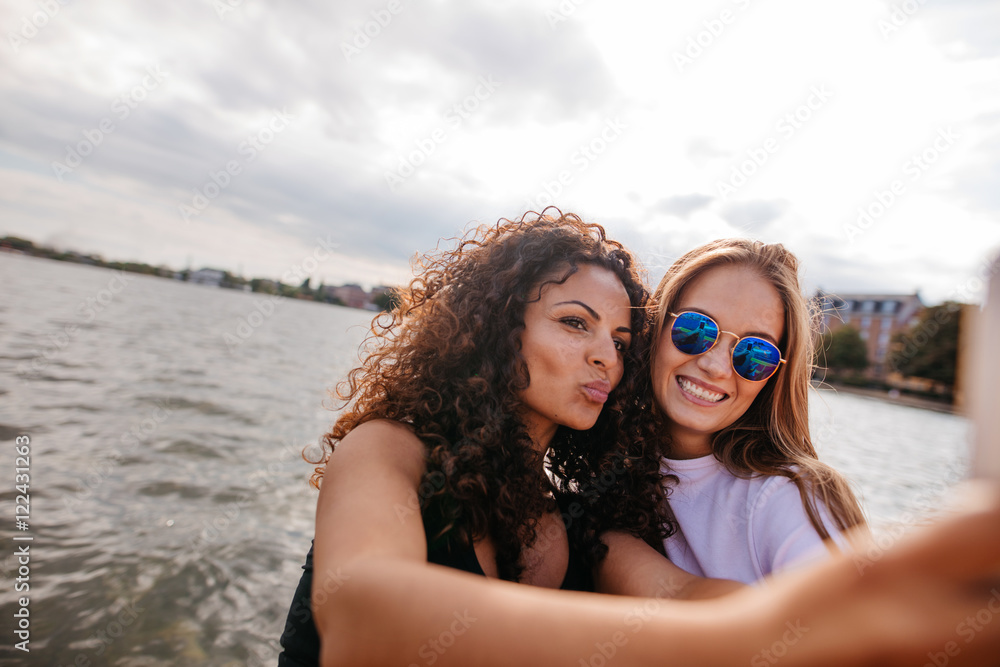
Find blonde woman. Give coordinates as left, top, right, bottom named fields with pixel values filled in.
left=647, top=239, right=866, bottom=583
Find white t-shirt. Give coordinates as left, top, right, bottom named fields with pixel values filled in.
left=661, top=454, right=847, bottom=584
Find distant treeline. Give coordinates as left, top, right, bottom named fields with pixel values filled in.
left=0, top=235, right=398, bottom=310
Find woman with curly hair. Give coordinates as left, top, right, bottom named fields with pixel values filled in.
left=277, top=210, right=1000, bottom=667
left=277, top=209, right=713, bottom=666
left=645, top=239, right=866, bottom=583
left=311, top=209, right=672, bottom=585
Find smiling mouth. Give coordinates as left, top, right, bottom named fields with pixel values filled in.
left=677, top=376, right=727, bottom=403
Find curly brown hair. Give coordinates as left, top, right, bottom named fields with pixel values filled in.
left=309, top=209, right=671, bottom=581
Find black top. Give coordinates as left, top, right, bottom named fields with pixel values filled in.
left=276, top=511, right=592, bottom=666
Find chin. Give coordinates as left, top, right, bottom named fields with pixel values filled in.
left=670, top=404, right=725, bottom=437
left=566, top=412, right=602, bottom=432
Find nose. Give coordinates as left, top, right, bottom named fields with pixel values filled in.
left=696, top=336, right=733, bottom=379
left=589, top=333, right=621, bottom=373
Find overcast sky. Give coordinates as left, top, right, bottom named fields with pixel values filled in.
left=2, top=0, right=998, bottom=303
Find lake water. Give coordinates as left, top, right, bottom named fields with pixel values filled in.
left=0, top=253, right=972, bottom=666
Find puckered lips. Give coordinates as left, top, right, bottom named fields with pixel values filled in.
left=676, top=375, right=728, bottom=405
left=583, top=379, right=612, bottom=403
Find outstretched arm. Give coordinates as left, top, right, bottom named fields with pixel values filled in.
left=311, top=422, right=1000, bottom=667
left=311, top=420, right=756, bottom=667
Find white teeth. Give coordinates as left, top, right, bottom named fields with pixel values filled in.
left=679, top=377, right=725, bottom=403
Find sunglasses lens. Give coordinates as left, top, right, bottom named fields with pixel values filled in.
left=671, top=312, right=719, bottom=355
left=732, top=337, right=782, bottom=381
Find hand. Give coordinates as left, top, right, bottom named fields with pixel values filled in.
left=745, top=481, right=1000, bottom=667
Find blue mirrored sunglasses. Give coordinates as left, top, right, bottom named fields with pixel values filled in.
left=668, top=311, right=786, bottom=382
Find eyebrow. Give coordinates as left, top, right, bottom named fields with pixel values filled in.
left=681, top=307, right=780, bottom=345
left=556, top=300, right=633, bottom=334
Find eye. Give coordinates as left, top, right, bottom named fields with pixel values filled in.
left=561, top=317, right=586, bottom=330
left=614, top=338, right=630, bottom=353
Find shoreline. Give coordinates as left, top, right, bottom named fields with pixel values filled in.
left=813, top=382, right=959, bottom=416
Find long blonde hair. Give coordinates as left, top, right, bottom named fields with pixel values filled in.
left=650, top=238, right=866, bottom=540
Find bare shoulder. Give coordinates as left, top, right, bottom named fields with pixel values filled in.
left=314, top=419, right=432, bottom=573
left=328, top=418, right=427, bottom=484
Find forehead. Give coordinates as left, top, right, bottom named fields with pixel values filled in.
left=536, top=264, right=631, bottom=306
left=677, top=264, right=784, bottom=338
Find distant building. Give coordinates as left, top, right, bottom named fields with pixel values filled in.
left=189, top=268, right=226, bottom=287
left=814, top=291, right=924, bottom=377
left=330, top=284, right=369, bottom=309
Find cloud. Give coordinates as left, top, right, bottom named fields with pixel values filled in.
left=920, top=0, right=1000, bottom=60
left=720, top=199, right=789, bottom=234
left=686, top=137, right=731, bottom=167
left=0, top=0, right=627, bottom=284
left=651, top=193, right=714, bottom=219
left=2, top=0, right=999, bottom=304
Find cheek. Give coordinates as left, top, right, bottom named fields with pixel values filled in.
left=610, top=364, right=625, bottom=390
left=653, top=344, right=679, bottom=383
left=651, top=344, right=665, bottom=378
left=735, top=380, right=767, bottom=409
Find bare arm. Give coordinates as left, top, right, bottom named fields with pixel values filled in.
left=595, top=531, right=746, bottom=600
left=311, top=420, right=754, bottom=667
left=311, top=423, right=1000, bottom=667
